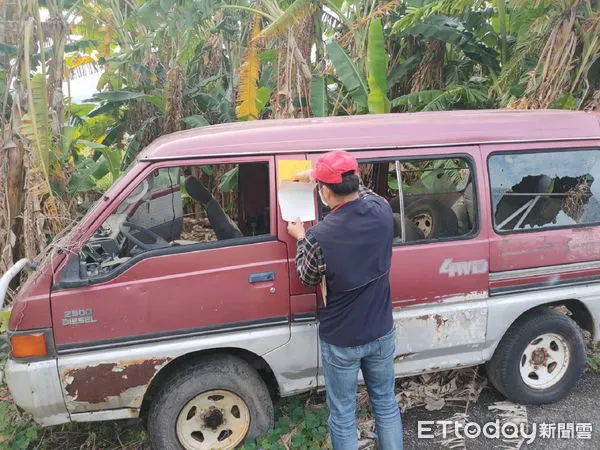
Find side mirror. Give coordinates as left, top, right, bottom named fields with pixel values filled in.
left=55, top=253, right=89, bottom=289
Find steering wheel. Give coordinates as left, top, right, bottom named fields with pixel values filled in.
left=119, top=221, right=170, bottom=252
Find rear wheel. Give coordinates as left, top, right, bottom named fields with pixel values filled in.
left=148, top=354, right=274, bottom=450
left=486, top=308, right=586, bottom=404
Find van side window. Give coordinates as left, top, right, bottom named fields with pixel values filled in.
left=488, top=150, right=600, bottom=232
left=353, top=157, right=476, bottom=244
left=78, top=162, right=270, bottom=280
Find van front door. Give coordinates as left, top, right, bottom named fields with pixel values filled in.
left=51, top=157, right=292, bottom=413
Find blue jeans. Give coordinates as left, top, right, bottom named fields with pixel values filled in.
left=321, top=328, right=403, bottom=450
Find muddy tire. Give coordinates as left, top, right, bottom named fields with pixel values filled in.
left=147, top=354, right=274, bottom=450
left=485, top=308, right=586, bottom=405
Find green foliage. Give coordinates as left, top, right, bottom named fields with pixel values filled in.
left=0, top=310, right=10, bottom=333
left=388, top=159, right=467, bottom=194
left=85, top=91, right=166, bottom=114
left=67, top=139, right=124, bottom=196
left=392, top=84, right=489, bottom=111
left=588, top=351, right=600, bottom=373
left=258, top=0, right=315, bottom=41
left=0, top=401, right=41, bottom=450
left=367, top=19, right=390, bottom=114
left=398, top=15, right=499, bottom=72
left=0, top=43, right=17, bottom=58
left=256, top=87, right=272, bottom=115
left=240, top=395, right=332, bottom=450
left=183, top=115, right=210, bottom=128
left=392, top=0, right=487, bottom=33
left=326, top=40, right=369, bottom=112
left=19, top=74, right=53, bottom=175
left=218, top=166, right=239, bottom=192
left=387, top=55, right=420, bottom=91
left=550, top=92, right=577, bottom=110
left=310, top=75, right=328, bottom=117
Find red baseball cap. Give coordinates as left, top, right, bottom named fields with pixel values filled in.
left=311, top=151, right=358, bottom=184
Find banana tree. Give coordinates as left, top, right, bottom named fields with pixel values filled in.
left=0, top=0, right=74, bottom=274
left=492, top=0, right=600, bottom=109
left=324, top=18, right=391, bottom=115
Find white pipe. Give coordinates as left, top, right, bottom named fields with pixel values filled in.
left=497, top=198, right=535, bottom=230
left=514, top=196, right=541, bottom=229
left=0, top=259, right=31, bottom=310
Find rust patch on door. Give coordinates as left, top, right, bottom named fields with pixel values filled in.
left=416, top=314, right=445, bottom=328
left=63, top=358, right=169, bottom=404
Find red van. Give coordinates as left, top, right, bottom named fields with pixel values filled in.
left=3, top=110, right=600, bottom=449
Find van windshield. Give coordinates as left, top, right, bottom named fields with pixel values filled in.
left=48, top=159, right=142, bottom=256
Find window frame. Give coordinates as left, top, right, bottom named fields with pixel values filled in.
left=354, top=152, right=480, bottom=247
left=55, top=155, right=276, bottom=289
left=486, top=146, right=600, bottom=235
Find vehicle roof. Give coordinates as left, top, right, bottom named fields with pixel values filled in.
left=138, top=109, right=600, bottom=161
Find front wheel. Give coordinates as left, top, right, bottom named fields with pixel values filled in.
left=148, top=354, right=274, bottom=449
left=486, top=308, right=586, bottom=405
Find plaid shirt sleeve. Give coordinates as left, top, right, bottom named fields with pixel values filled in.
left=295, top=231, right=326, bottom=287
left=358, top=184, right=377, bottom=198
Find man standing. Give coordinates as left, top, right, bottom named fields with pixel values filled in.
left=287, top=151, right=403, bottom=450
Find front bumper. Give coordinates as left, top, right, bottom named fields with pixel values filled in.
left=4, top=357, right=69, bottom=426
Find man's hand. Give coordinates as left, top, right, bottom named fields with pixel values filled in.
left=287, top=218, right=306, bottom=240
left=293, top=169, right=312, bottom=183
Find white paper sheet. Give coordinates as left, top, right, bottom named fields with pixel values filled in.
left=278, top=180, right=317, bottom=222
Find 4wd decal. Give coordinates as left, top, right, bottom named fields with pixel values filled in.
left=439, top=258, right=488, bottom=277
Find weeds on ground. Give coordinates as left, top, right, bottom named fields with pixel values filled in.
left=587, top=342, right=600, bottom=373
left=588, top=353, right=600, bottom=372
left=0, top=396, right=41, bottom=450
left=241, top=393, right=332, bottom=450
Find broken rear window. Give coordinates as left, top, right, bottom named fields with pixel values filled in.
left=488, top=149, right=600, bottom=232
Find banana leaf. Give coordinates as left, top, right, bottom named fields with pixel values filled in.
left=326, top=40, right=368, bottom=111
left=367, top=19, right=390, bottom=114
left=310, top=75, right=328, bottom=117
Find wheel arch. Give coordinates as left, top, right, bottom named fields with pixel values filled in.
left=139, top=347, right=280, bottom=424
left=546, top=299, right=595, bottom=340
left=484, top=297, right=594, bottom=361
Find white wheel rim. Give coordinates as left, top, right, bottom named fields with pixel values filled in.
left=412, top=213, right=434, bottom=237
left=519, top=332, right=570, bottom=389
left=176, top=390, right=250, bottom=450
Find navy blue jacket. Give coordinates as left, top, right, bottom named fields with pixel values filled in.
left=308, top=190, right=394, bottom=347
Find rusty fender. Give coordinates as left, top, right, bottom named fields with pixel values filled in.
left=61, top=358, right=170, bottom=405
